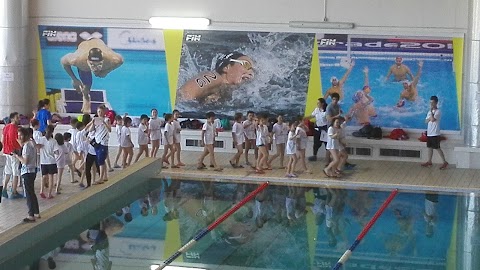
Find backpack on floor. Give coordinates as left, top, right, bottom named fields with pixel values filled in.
left=368, top=126, right=383, bottom=140
left=180, top=119, right=192, bottom=129
left=190, top=119, right=203, bottom=129
left=389, top=128, right=409, bottom=140
left=352, top=131, right=367, bottom=137
left=352, top=124, right=373, bottom=138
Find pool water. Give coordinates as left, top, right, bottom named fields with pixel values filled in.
left=34, top=178, right=458, bottom=270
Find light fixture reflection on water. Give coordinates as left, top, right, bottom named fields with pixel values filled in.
left=150, top=266, right=207, bottom=270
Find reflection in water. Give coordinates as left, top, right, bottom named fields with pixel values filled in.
left=40, top=216, right=125, bottom=270
left=424, top=193, right=439, bottom=238
left=36, top=179, right=455, bottom=270
left=387, top=204, right=416, bottom=256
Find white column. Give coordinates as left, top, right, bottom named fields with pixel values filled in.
left=0, top=0, right=29, bottom=117
left=463, top=0, right=480, bottom=147
left=456, top=194, right=480, bottom=269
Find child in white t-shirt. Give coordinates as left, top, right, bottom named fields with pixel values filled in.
left=268, top=115, right=288, bottom=169
left=285, top=121, right=299, bottom=178
left=149, top=108, right=164, bottom=158
left=120, top=117, right=134, bottom=168
left=243, top=111, right=257, bottom=166
left=134, top=114, right=150, bottom=163
left=66, top=118, right=82, bottom=176
left=74, top=121, right=87, bottom=186
left=197, top=112, right=222, bottom=171
left=255, top=114, right=269, bottom=174
left=113, top=115, right=123, bottom=168
left=162, top=113, right=177, bottom=169
left=31, top=119, right=42, bottom=143
left=296, top=120, right=311, bottom=174
left=172, top=110, right=185, bottom=166
left=63, top=132, right=76, bottom=183
left=36, top=125, right=59, bottom=199
left=324, top=117, right=342, bottom=178
left=229, top=112, right=245, bottom=168
left=54, top=133, right=69, bottom=194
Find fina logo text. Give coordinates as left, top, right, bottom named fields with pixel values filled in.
left=186, top=34, right=202, bottom=42
left=42, top=30, right=57, bottom=37
left=319, top=38, right=337, bottom=46
left=119, top=30, right=157, bottom=45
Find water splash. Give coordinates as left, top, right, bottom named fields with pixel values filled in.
left=176, top=32, right=315, bottom=119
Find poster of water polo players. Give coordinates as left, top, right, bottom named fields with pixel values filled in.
left=174, top=30, right=316, bottom=119
left=317, top=34, right=462, bottom=131
left=37, top=25, right=171, bottom=116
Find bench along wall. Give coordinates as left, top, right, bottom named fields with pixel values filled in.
left=36, top=124, right=460, bottom=166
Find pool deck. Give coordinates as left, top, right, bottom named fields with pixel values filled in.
left=0, top=156, right=161, bottom=269
left=159, top=151, right=480, bottom=194
left=1, top=148, right=479, bottom=240
left=0, top=148, right=156, bottom=236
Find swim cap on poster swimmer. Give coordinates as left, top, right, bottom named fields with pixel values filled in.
left=88, top=48, right=103, bottom=61
left=215, top=52, right=245, bottom=74
left=352, top=90, right=363, bottom=103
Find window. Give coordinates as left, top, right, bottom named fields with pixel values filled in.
left=379, top=148, right=421, bottom=158
left=186, top=139, right=224, bottom=148
left=346, top=147, right=372, bottom=156
left=186, top=139, right=202, bottom=147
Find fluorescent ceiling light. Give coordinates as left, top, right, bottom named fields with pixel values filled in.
left=150, top=266, right=207, bottom=270
left=149, top=17, right=210, bottom=29
left=289, top=21, right=354, bottom=29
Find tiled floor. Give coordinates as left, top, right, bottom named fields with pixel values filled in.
left=2, top=148, right=479, bottom=238
left=0, top=147, right=129, bottom=235
left=159, top=151, right=480, bottom=194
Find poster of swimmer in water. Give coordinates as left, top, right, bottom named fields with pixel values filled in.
left=318, top=34, right=461, bottom=131
left=175, top=30, right=315, bottom=119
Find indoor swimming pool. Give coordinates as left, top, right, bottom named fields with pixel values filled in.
left=31, top=177, right=458, bottom=270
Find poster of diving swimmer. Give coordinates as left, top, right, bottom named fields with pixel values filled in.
left=175, top=30, right=316, bottom=119
left=317, top=34, right=461, bottom=131
left=37, top=25, right=170, bottom=116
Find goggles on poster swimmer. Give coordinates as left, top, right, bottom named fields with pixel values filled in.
left=229, top=59, right=253, bottom=70
left=88, top=61, right=104, bottom=69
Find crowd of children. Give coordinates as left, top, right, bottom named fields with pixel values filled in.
left=65, top=106, right=339, bottom=179
left=153, top=109, right=351, bottom=179
left=105, top=104, right=353, bottom=178
left=2, top=101, right=354, bottom=223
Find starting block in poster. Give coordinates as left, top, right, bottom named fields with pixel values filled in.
left=55, top=88, right=112, bottom=114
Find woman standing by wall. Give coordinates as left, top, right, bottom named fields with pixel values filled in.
left=13, top=127, right=40, bottom=222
